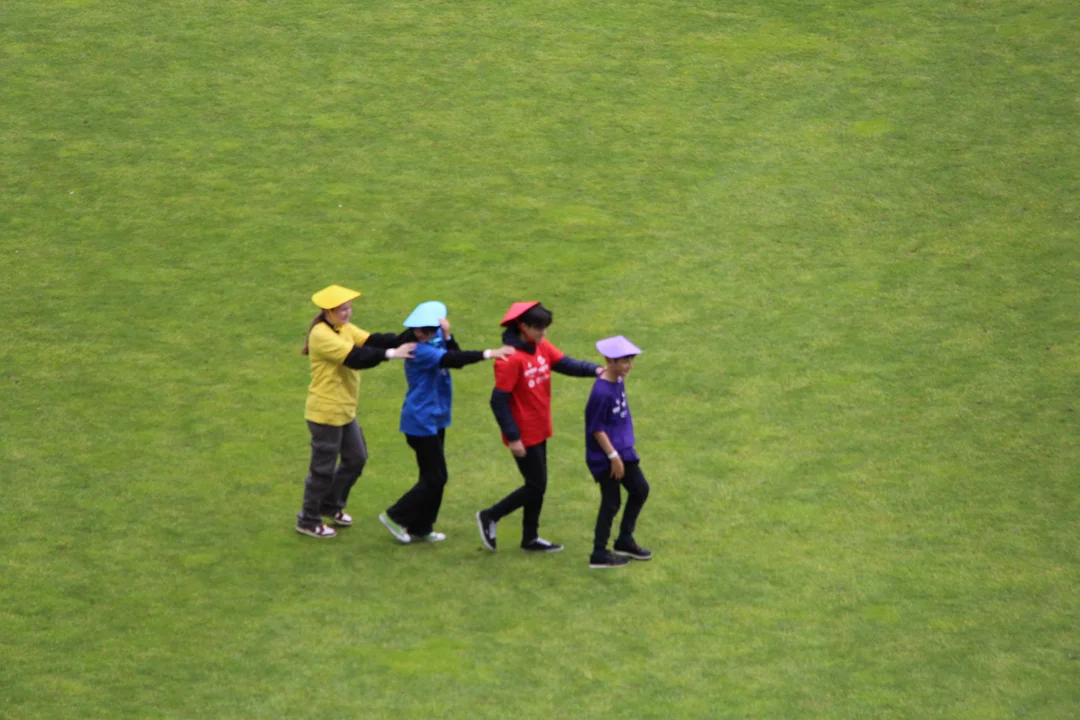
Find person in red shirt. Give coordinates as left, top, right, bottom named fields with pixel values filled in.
left=476, top=302, right=602, bottom=553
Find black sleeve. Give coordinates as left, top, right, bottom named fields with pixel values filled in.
left=439, top=350, right=486, bottom=369
left=445, top=335, right=461, bottom=352
left=363, top=331, right=410, bottom=349
left=342, top=344, right=388, bottom=370
left=490, top=388, right=520, bottom=441
left=552, top=355, right=601, bottom=377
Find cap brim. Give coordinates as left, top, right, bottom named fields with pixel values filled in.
left=403, top=301, right=448, bottom=328
left=312, top=285, right=361, bottom=310
left=501, top=301, right=540, bottom=326
left=596, top=336, right=642, bottom=358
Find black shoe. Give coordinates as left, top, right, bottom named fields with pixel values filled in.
left=476, top=510, right=497, bottom=552
left=589, top=551, right=630, bottom=569
left=521, top=537, right=563, bottom=553
left=612, top=539, right=652, bottom=560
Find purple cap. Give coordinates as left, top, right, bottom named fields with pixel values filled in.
left=595, top=335, right=642, bottom=359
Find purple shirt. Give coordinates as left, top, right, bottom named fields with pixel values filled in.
left=584, top=376, right=639, bottom=474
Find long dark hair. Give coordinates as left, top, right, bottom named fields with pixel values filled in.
left=301, top=311, right=326, bottom=355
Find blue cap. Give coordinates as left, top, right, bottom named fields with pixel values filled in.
left=403, top=301, right=447, bottom=328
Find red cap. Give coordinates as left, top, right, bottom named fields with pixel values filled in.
left=500, top=301, right=540, bottom=326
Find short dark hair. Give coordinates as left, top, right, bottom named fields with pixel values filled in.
left=518, top=303, right=553, bottom=329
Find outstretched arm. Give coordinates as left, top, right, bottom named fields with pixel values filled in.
left=440, top=342, right=515, bottom=369
left=440, top=350, right=486, bottom=369
left=437, top=331, right=484, bottom=368
left=552, top=356, right=602, bottom=377
left=362, top=330, right=413, bottom=349
left=343, top=343, right=415, bottom=369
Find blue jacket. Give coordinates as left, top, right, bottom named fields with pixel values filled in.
left=399, top=332, right=487, bottom=436
left=400, top=333, right=452, bottom=436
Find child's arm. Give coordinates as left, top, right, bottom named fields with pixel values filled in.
left=491, top=357, right=526, bottom=457
left=592, top=430, right=625, bottom=480
left=428, top=317, right=514, bottom=369
left=342, top=343, right=416, bottom=368
left=362, top=330, right=414, bottom=349
left=440, top=345, right=514, bottom=369
left=491, top=389, right=525, bottom=456
left=552, top=356, right=602, bottom=377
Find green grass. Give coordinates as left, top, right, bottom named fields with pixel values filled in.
left=2, top=0, right=1077, bottom=717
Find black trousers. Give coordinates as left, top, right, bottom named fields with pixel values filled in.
left=486, top=441, right=547, bottom=542
left=592, top=461, right=649, bottom=553
left=298, top=419, right=368, bottom=529
left=386, top=429, right=447, bottom=536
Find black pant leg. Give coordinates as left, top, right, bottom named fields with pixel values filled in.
left=616, top=461, right=650, bottom=545
left=519, top=442, right=548, bottom=541
left=487, top=441, right=548, bottom=541
left=415, top=429, right=448, bottom=534
left=593, top=472, right=623, bottom=554
left=387, top=431, right=447, bottom=534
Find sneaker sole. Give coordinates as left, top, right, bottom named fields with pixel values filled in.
left=521, top=546, right=564, bottom=553
left=295, top=526, right=336, bottom=539
left=378, top=514, right=411, bottom=544
left=612, top=550, right=651, bottom=560
left=475, top=511, right=496, bottom=552
left=588, top=562, right=628, bottom=569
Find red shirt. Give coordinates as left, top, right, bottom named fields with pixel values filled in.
left=493, top=339, right=565, bottom=447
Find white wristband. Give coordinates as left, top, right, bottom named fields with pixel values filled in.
left=385, top=349, right=394, bottom=359
left=483, top=349, right=492, bottom=360
left=607, top=450, right=620, bottom=460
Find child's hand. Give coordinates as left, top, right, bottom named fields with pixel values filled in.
left=609, top=455, right=625, bottom=480
left=390, top=342, right=417, bottom=360
left=489, top=345, right=516, bottom=360
left=508, top=439, right=527, bottom=458
left=438, top=317, right=451, bottom=337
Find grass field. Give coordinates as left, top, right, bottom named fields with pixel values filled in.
left=2, top=0, right=1078, bottom=718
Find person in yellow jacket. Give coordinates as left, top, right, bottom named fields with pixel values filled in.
left=296, top=285, right=416, bottom=539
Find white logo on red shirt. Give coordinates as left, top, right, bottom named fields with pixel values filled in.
left=523, top=357, right=551, bottom=388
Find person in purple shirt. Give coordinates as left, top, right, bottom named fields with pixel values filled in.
left=584, top=335, right=653, bottom=569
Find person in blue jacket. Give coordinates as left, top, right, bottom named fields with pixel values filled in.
left=379, top=301, right=515, bottom=544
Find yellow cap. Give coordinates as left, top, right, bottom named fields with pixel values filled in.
left=312, top=284, right=361, bottom=310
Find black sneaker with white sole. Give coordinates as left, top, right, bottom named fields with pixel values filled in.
left=520, top=537, right=563, bottom=553
left=612, top=539, right=652, bottom=560
left=589, top=551, right=630, bottom=569
left=476, top=510, right=497, bottom=552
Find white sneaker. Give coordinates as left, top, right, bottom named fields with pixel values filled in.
left=378, top=513, right=411, bottom=544
left=331, top=511, right=352, bottom=527
left=419, top=531, right=446, bottom=542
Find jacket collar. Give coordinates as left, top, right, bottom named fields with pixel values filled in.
left=502, top=327, right=537, bottom=355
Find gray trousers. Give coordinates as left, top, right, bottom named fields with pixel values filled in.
left=297, top=419, right=368, bottom=529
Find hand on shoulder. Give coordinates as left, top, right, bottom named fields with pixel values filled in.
left=488, top=345, right=516, bottom=360
left=387, top=342, right=417, bottom=360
